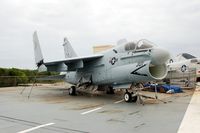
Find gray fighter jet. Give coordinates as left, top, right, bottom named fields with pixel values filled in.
left=33, top=31, right=170, bottom=102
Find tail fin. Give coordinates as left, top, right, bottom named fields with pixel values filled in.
left=33, top=31, right=44, bottom=67
left=63, top=37, right=77, bottom=58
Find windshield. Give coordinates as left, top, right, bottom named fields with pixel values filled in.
left=136, top=39, right=155, bottom=50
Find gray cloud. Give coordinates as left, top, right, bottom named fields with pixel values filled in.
left=0, top=0, right=200, bottom=69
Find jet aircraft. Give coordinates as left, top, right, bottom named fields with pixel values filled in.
left=168, top=53, right=200, bottom=82
left=33, top=31, right=170, bottom=102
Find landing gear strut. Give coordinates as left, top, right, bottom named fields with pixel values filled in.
left=69, top=86, right=76, bottom=96
left=132, top=94, right=137, bottom=102
left=106, top=86, right=115, bottom=94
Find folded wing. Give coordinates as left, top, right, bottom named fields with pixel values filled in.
left=33, top=31, right=103, bottom=72
left=44, top=54, right=103, bottom=72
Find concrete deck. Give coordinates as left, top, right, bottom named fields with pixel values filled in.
left=0, top=84, right=196, bottom=133
left=178, top=86, right=200, bottom=133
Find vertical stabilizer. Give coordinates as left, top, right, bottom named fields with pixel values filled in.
left=33, top=31, right=44, bottom=67
left=63, top=37, right=77, bottom=58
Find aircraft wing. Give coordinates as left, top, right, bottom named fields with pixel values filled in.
left=41, top=54, right=104, bottom=72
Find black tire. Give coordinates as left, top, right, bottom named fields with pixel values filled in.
left=124, top=92, right=132, bottom=102
left=132, top=96, right=137, bottom=102
left=69, top=86, right=76, bottom=96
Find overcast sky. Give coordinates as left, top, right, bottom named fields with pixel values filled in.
left=0, top=0, right=200, bottom=69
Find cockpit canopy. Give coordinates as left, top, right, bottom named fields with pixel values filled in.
left=182, top=53, right=196, bottom=59
left=113, top=39, right=156, bottom=53
left=174, top=53, right=197, bottom=62
left=136, top=39, right=155, bottom=50
left=125, top=42, right=136, bottom=51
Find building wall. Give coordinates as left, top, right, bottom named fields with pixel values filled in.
left=93, top=45, right=114, bottom=54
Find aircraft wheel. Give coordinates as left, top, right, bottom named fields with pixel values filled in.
left=69, top=86, right=76, bottom=96
left=132, top=95, right=137, bottom=102
left=124, top=92, right=132, bottom=102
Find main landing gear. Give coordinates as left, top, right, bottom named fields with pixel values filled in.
left=69, top=86, right=76, bottom=96
left=106, top=86, right=115, bottom=94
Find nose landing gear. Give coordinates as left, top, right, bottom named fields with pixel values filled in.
left=124, top=91, right=132, bottom=102
left=123, top=83, right=144, bottom=104
left=124, top=91, right=139, bottom=103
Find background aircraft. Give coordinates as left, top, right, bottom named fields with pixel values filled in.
left=33, top=31, right=170, bottom=102
left=168, top=53, right=200, bottom=82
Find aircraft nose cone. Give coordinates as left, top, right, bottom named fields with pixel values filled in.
left=151, top=48, right=170, bottom=65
